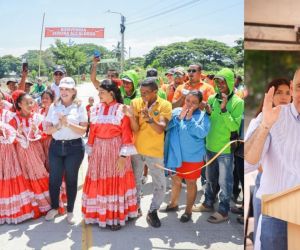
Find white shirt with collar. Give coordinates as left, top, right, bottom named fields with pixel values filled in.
left=46, top=101, right=88, bottom=140
left=51, top=82, right=60, bottom=100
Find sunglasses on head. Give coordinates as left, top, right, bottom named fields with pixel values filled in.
left=187, top=69, right=197, bottom=73
left=54, top=72, right=63, bottom=76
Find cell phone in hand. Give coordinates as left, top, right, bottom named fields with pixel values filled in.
left=94, top=50, right=101, bottom=59
left=22, top=59, right=28, bottom=72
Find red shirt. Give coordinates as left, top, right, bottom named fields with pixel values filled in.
left=87, top=101, right=133, bottom=146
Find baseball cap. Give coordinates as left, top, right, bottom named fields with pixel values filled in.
left=173, top=69, right=185, bottom=77
left=121, top=76, right=133, bottom=83
left=54, top=65, right=66, bottom=74
left=59, top=77, right=76, bottom=89
left=165, top=68, right=175, bottom=76
left=6, top=78, right=18, bottom=85
left=146, top=68, right=158, bottom=77
left=25, top=80, right=33, bottom=86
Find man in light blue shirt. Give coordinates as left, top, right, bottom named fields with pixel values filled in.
left=245, top=69, right=300, bottom=250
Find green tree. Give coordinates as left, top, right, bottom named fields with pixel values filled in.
left=233, top=38, right=244, bottom=68
left=22, top=50, right=55, bottom=78
left=50, top=40, right=87, bottom=76
left=144, top=39, right=239, bottom=72
left=0, top=55, right=21, bottom=78
left=125, top=57, right=145, bottom=70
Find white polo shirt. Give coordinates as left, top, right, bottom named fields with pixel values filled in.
left=51, top=82, right=60, bottom=100
left=46, top=101, right=88, bottom=140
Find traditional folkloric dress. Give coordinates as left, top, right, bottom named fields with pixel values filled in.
left=40, top=107, right=52, bottom=171
left=10, top=111, right=51, bottom=217
left=82, top=101, right=138, bottom=227
left=40, top=107, right=67, bottom=207
left=0, top=108, right=35, bottom=224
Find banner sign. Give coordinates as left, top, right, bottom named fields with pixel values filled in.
left=45, top=27, right=104, bottom=38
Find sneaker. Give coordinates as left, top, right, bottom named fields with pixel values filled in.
left=141, top=175, right=148, bottom=185
left=192, top=203, right=214, bottom=212
left=67, top=212, right=76, bottom=225
left=45, top=209, right=59, bottom=221
left=146, top=210, right=161, bottom=228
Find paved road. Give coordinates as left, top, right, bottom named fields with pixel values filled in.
left=0, top=82, right=244, bottom=250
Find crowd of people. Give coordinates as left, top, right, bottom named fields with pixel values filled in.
left=0, top=57, right=245, bottom=232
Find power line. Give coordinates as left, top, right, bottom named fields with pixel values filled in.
left=126, top=0, right=169, bottom=20
left=127, top=0, right=202, bottom=25
left=127, top=2, right=242, bottom=36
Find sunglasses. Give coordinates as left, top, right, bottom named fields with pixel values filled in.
left=187, top=69, right=197, bottom=73
left=54, top=72, right=63, bottom=76
left=174, top=73, right=183, bottom=78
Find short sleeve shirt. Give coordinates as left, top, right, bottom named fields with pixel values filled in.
left=46, top=102, right=88, bottom=140
left=131, top=97, right=172, bottom=158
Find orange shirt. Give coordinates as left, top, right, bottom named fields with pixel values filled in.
left=161, top=83, right=177, bottom=102
left=172, top=81, right=215, bottom=104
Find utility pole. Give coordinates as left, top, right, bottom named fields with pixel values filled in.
left=129, top=46, right=131, bottom=60
left=38, top=12, right=45, bottom=78
left=120, top=15, right=125, bottom=72
left=107, top=10, right=126, bottom=72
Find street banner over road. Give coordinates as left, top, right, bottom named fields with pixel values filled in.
left=45, top=27, right=104, bottom=38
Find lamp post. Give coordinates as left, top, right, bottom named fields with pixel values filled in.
left=107, top=10, right=125, bottom=73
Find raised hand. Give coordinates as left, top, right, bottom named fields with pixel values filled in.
left=262, top=86, right=281, bottom=128
left=122, top=104, right=134, bottom=117
left=92, top=56, right=100, bottom=64
left=179, top=105, right=189, bottom=120
left=220, top=93, right=228, bottom=110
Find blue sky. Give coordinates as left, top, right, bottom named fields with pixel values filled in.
left=0, top=0, right=243, bottom=58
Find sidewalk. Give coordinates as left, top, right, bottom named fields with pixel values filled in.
left=0, top=82, right=244, bottom=250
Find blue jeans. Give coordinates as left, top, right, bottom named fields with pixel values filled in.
left=260, top=215, right=287, bottom=250
left=253, top=172, right=262, bottom=241
left=49, top=138, right=85, bottom=212
left=204, top=150, right=234, bottom=215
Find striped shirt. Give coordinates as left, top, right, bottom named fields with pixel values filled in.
left=245, top=103, right=300, bottom=198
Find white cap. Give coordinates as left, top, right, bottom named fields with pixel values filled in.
left=59, top=77, right=76, bottom=89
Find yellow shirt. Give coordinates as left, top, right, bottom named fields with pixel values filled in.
left=131, top=97, right=172, bottom=158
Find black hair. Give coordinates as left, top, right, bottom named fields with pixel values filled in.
left=15, top=92, right=30, bottom=111
left=236, top=75, right=243, bottom=81
left=189, top=63, right=202, bottom=71
left=146, top=68, right=158, bottom=77
left=207, top=74, right=215, bottom=80
left=41, top=90, right=55, bottom=102
left=187, top=90, right=203, bottom=103
left=255, top=78, right=291, bottom=117
left=100, top=79, right=123, bottom=104
left=107, top=69, right=119, bottom=77
left=140, top=77, right=158, bottom=91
